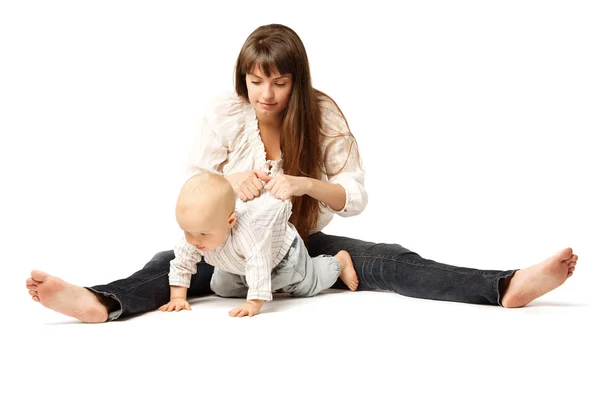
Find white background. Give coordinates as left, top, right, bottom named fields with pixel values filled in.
left=1, top=1, right=598, bottom=399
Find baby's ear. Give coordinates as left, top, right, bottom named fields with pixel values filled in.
left=228, top=211, right=238, bottom=227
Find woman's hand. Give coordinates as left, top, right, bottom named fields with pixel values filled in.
left=225, top=170, right=272, bottom=201
left=265, top=174, right=311, bottom=201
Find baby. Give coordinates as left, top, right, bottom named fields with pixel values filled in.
left=159, top=172, right=359, bottom=317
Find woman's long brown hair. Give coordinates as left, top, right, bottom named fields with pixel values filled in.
left=234, top=24, right=355, bottom=240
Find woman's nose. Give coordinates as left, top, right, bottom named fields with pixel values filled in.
left=262, top=85, right=274, bottom=99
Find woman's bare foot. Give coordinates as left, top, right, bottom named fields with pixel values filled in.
left=335, top=250, right=359, bottom=291
left=26, top=270, right=109, bottom=323
left=501, top=248, right=578, bottom=308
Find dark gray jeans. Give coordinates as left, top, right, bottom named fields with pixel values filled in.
left=89, top=232, right=516, bottom=320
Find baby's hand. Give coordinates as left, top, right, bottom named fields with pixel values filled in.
left=228, top=299, right=265, bottom=318
left=158, top=298, right=192, bottom=312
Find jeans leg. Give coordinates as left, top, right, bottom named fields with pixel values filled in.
left=88, top=250, right=215, bottom=320
left=305, top=232, right=516, bottom=306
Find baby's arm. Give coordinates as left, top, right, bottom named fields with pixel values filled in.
left=159, top=238, right=201, bottom=312
left=228, top=299, right=265, bottom=317
left=228, top=232, right=274, bottom=317
left=159, top=286, right=191, bottom=312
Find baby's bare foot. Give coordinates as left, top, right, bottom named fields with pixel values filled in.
left=501, top=248, right=578, bottom=308
left=26, top=270, right=109, bottom=323
left=335, top=250, right=359, bottom=291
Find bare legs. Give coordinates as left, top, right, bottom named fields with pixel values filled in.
left=335, top=250, right=359, bottom=291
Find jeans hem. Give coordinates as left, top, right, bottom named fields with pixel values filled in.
left=85, top=287, right=124, bottom=321
left=495, top=269, right=519, bottom=306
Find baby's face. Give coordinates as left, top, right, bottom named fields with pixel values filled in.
left=178, top=208, right=235, bottom=252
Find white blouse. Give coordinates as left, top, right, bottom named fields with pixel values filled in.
left=185, top=91, right=368, bottom=234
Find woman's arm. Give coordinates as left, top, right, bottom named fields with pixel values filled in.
left=265, top=131, right=367, bottom=216
left=319, top=108, right=368, bottom=217
left=305, top=178, right=347, bottom=211
left=266, top=175, right=346, bottom=211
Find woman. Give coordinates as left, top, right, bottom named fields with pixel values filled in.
left=26, top=24, right=578, bottom=322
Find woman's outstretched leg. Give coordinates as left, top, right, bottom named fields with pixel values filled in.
left=26, top=270, right=111, bottom=323
left=26, top=250, right=216, bottom=322
left=500, top=247, right=577, bottom=307
left=305, top=232, right=577, bottom=307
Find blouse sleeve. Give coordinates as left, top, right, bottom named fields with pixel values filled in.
left=184, top=92, right=245, bottom=179
left=321, top=99, right=368, bottom=217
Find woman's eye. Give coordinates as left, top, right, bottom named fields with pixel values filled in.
left=251, top=81, right=261, bottom=85
left=274, top=83, right=285, bottom=87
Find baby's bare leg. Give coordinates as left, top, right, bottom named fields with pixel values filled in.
left=335, top=250, right=359, bottom=291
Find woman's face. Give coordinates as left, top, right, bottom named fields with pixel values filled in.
left=245, top=65, right=293, bottom=121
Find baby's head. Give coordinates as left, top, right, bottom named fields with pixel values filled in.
left=176, top=173, right=237, bottom=251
